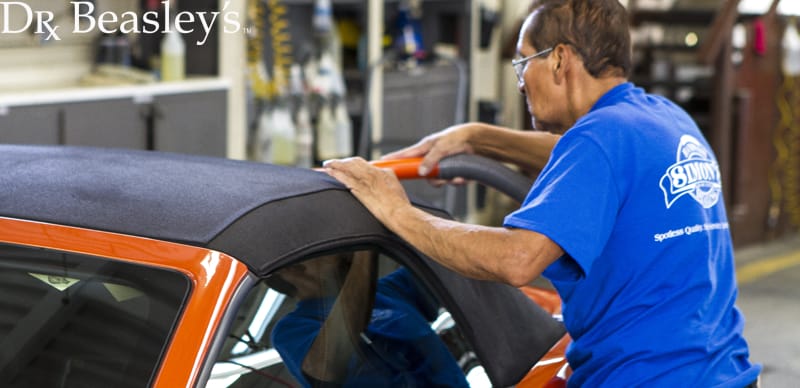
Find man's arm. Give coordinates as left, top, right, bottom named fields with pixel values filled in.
left=469, top=124, right=560, bottom=172
left=387, top=205, right=562, bottom=287
left=324, top=158, right=563, bottom=287
left=381, top=123, right=560, bottom=177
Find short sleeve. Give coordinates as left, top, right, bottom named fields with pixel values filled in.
left=503, top=135, right=620, bottom=277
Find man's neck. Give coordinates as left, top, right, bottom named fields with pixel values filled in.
left=566, top=75, right=627, bottom=126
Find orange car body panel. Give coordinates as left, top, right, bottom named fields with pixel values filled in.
left=0, top=216, right=251, bottom=388
left=518, top=334, right=572, bottom=388
left=520, top=285, right=562, bottom=316
left=516, top=286, right=572, bottom=387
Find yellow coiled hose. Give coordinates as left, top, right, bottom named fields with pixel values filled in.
left=770, top=70, right=800, bottom=229
left=247, top=0, right=269, bottom=99
left=246, top=0, right=294, bottom=99
left=267, top=0, right=293, bottom=96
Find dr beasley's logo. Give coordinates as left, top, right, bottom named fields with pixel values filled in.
left=0, top=1, right=241, bottom=45
left=659, top=135, right=721, bottom=209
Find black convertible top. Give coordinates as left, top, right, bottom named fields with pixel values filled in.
left=0, top=145, right=348, bottom=250
left=0, top=145, right=427, bottom=275
left=0, top=145, right=565, bottom=387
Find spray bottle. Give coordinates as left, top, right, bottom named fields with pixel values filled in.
left=395, top=0, right=425, bottom=67
left=160, top=16, right=185, bottom=81
left=269, top=99, right=297, bottom=166
left=316, top=100, right=337, bottom=161
left=257, top=101, right=275, bottom=163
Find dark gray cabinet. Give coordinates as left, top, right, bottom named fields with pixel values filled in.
left=152, top=90, right=227, bottom=157
left=0, top=105, right=61, bottom=145
left=0, top=82, right=228, bottom=157
left=62, top=99, right=147, bottom=149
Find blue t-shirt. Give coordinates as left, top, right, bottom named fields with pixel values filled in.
left=504, top=83, right=761, bottom=387
left=271, top=268, right=468, bottom=388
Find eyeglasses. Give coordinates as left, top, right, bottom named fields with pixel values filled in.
left=511, top=47, right=553, bottom=83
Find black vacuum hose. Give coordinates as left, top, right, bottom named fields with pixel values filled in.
left=437, top=154, right=533, bottom=203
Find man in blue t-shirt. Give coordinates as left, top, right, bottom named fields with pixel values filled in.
left=324, top=0, right=760, bottom=386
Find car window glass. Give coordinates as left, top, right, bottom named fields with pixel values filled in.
left=208, top=248, right=491, bottom=387
left=0, top=243, right=191, bottom=388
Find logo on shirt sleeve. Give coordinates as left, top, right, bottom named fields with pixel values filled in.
left=659, top=135, right=722, bottom=209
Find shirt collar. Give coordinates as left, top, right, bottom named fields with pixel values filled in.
left=588, top=82, right=635, bottom=113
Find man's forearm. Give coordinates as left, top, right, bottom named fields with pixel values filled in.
left=468, top=124, right=560, bottom=172
left=385, top=205, right=562, bottom=287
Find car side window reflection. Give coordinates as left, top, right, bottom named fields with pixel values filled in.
left=208, top=249, right=485, bottom=388
left=0, top=244, right=190, bottom=388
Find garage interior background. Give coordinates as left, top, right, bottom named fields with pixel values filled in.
left=0, top=0, right=799, bottom=249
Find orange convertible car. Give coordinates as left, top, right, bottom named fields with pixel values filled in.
left=0, top=145, right=568, bottom=388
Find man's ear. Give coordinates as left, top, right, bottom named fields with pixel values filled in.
left=553, top=44, right=581, bottom=84
left=552, top=44, right=568, bottom=83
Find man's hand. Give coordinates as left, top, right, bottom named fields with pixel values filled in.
left=381, top=124, right=477, bottom=177
left=323, top=157, right=412, bottom=225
